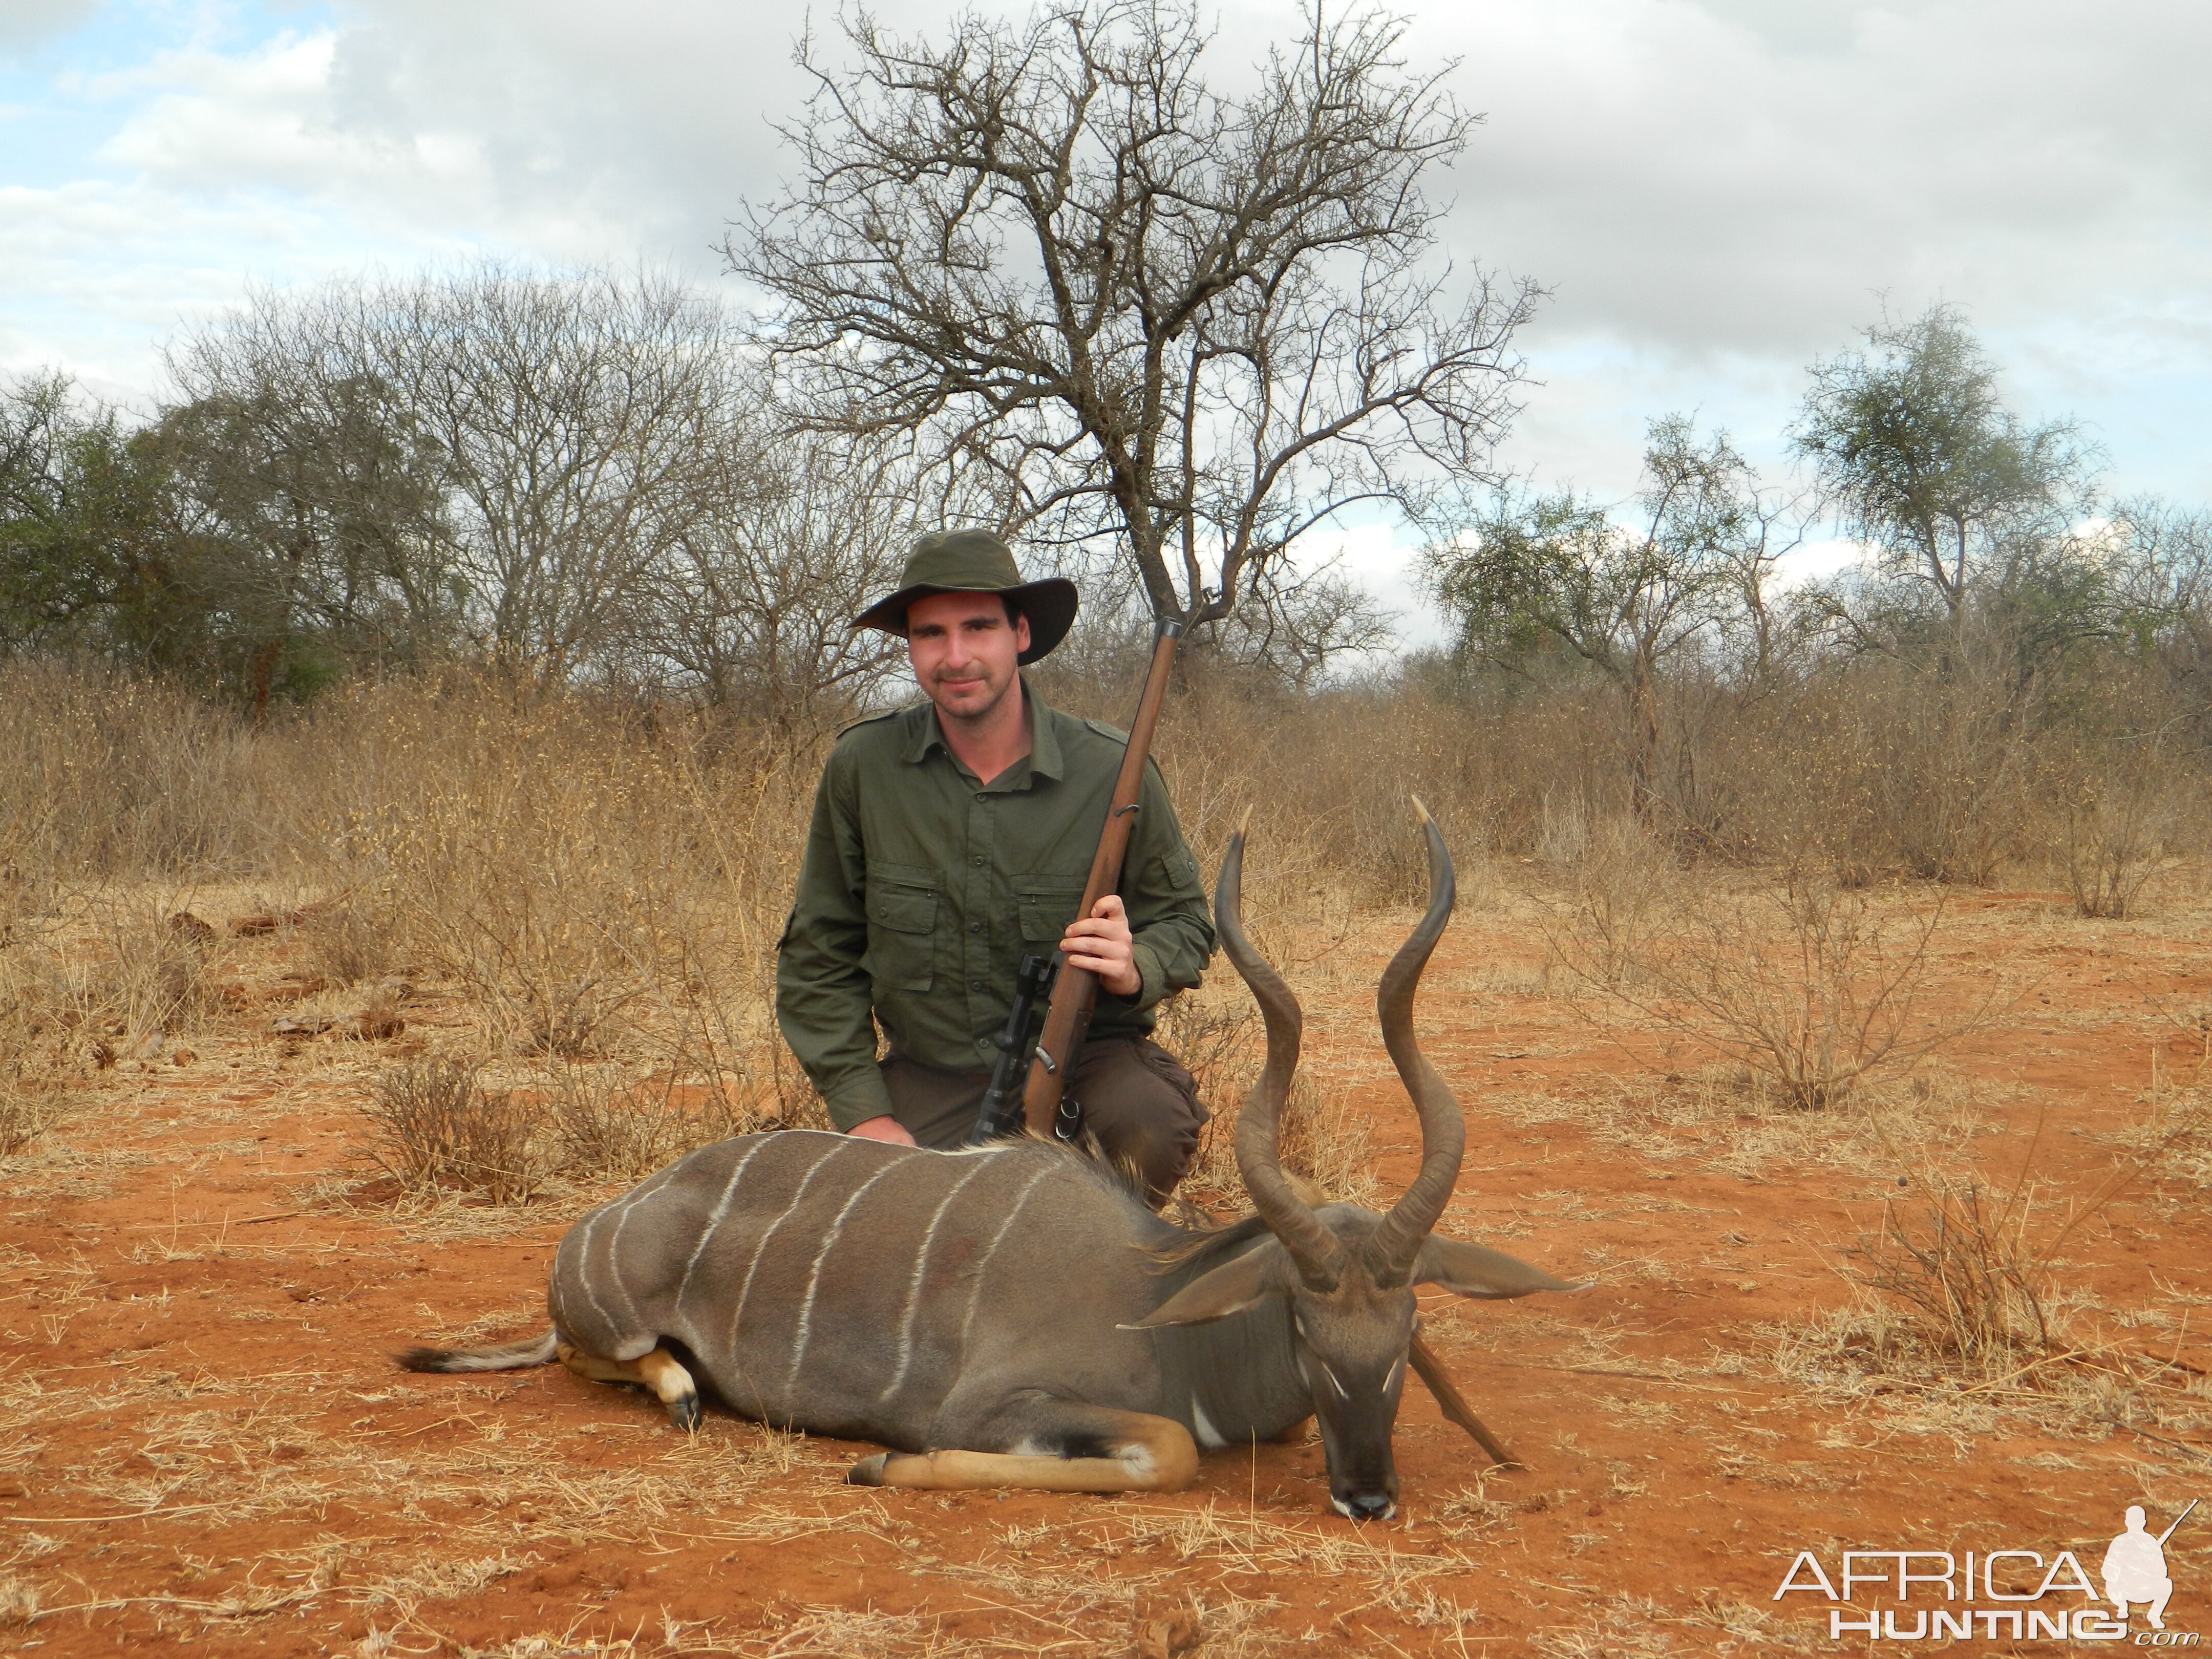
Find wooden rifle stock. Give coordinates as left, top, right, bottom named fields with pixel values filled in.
left=1020, top=616, right=1184, bottom=1138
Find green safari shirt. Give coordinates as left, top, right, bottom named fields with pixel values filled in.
left=775, top=684, right=1216, bottom=1131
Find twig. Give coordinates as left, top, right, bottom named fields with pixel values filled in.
left=2, top=1502, right=233, bottom=1524
left=1955, top=1347, right=2094, bottom=1396
left=2125, top=1424, right=2212, bottom=1462
left=1475, top=1355, right=1760, bottom=1393
left=2143, top=1350, right=2207, bottom=1376
left=343, top=1415, right=480, bottom=1441
left=29, top=1588, right=317, bottom=1621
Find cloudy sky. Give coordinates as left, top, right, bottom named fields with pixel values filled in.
left=4, top=0, right=2207, bottom=636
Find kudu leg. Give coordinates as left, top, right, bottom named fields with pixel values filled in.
left=846, top=1406, right=1199, bottom=1494
left=557, top=1341, right=702, bottom=1432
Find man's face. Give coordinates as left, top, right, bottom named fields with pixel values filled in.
left=906, top=591, right=1031, bottom=724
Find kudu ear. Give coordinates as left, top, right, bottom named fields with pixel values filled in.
left=1121, top=1243, right=1290, bottom=1330
left=1414, top=1236, right=1586, bottom=1301
left=1283, top=1171, right=1330, bottom=1208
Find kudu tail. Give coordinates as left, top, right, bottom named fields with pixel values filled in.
left=394, top=1329, right=559, bottom=1374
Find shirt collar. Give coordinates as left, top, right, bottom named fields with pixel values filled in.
left=901, top=677, right=1062, bottom=782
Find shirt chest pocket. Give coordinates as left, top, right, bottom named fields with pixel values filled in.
left=1016, top=878, right=1091, bottom=946
left=864, top=869, right=940, bottom=992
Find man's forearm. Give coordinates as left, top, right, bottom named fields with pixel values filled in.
left=775, top=921, right=895, bottom=1131
left=1119, top=911, right=1209, bottom=1009
left=775, top=973, right=895, bottom=1131
left=817, top=1069, right=898, bottom=1132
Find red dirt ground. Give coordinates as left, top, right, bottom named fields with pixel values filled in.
left=3, top=882, right=2208, bottom=1656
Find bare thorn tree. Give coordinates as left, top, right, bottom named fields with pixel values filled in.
left=639, top=412, right=952, bottom=725
left=173, top=265, right=744, bottom=691
left=731, top=0, right=1536, bottom=625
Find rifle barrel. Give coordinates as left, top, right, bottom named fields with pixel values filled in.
left=1019, top=615, right=1183, bottom=1138
left=2157, top=1497, right=2199, bottom=1545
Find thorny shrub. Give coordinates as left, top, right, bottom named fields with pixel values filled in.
left=363, top=1056, right=547, bottom=1205
left=2051, top=749, right=2182, bottom=919
left=1846, top=1176, right=2060, bottom=1363
left=547, top=1066, right=768, bottom=1180
left=1561, top=865, right=1991, bottom=1110
left=1830, top=1106, right=2212, bottom=1382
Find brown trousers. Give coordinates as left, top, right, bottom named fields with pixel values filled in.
left=879, top=1036, right=1207, bottom=1205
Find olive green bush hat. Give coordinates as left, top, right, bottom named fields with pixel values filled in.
left=852, top=530, right=1079, bottom=666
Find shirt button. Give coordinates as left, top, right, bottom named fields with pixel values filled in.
left=972, top=855, right=985, bottom=866
left=975, top=792, right=987, bottom=802
left=968, top=922, right=982, bottom=934
left=969, top=979, right=984, bottom=991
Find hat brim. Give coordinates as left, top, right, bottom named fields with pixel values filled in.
left=853, top=577, right=1078, bottom=666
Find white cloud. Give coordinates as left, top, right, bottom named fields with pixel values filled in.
left=1413, top=0, right=2212, bottom=498
left=0, top=0, right=96, bottom=55
left=6, top=0, right=2211, bottom=592
left=1296, top=520, right=1451, bottom=656
left=1771, top=536, right=1866, bottom=592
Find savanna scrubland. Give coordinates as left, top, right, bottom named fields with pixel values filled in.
left=4, top=563, right=2211, bottom=1654
left=6, top=3, right=2212, bottom=1651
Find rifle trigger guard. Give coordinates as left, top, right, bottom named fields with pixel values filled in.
left=1113, top=803, right=1141, bottom=821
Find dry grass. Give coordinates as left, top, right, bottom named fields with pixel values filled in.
left=299, top=901, right=399, bottom=987
left=0, top=1076, right=65, bottom=1158
left=0, top=891, right=232, bottom=1156
left=355, top=1053, right=804, bottom=1207
left=0, top=960, right=68, bottom=1155
left=1153, top=978, right=1384, bottom=1214
left=1179, top=1072, right=1382, bottom=1216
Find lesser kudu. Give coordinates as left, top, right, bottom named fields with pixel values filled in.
left=399, top=809, right=1576, bottom=1518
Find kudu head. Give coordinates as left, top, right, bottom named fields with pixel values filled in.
left=1134, top=805, right=1577, bottom=1520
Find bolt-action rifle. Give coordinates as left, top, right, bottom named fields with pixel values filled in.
left=967, top=614, right=1184, bottom=1146
left=966, top=951, right=1058, bottom=1145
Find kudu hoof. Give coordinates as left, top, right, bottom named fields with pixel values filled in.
left=845, top=1453, right=890, bottom=1486
left=666, top=1394, right=702, bottom=1433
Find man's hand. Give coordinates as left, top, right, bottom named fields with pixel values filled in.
left=1061, top=894, right=1142, bottom=999
left=847, top=1115, right=917, bottom=1146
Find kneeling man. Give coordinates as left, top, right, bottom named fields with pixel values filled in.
left=2102, top=1505, right=2174, bottom=1629
left=776, top=531, right=1215, bottom=1203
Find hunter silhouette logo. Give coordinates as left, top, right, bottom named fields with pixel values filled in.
left=2105, top=1501, right=2195, bottom=1632
left=1773, top=1500, right=2200, bottom=1644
